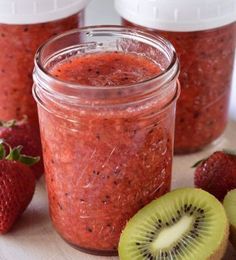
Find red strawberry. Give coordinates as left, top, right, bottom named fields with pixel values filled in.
left=194, top=151, right=236, bottom=201
left=0, top=118, right=44, bottom=179
left=0, top=142, right=38, bottom=233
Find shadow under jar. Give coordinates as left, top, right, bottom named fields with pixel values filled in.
left=116, top=0, right=236, bottom=153
left=0, top=0, right=89, bottom=128
left=33, top=26, right=180, bottom=255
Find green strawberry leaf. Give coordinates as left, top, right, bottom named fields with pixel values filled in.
left=0, top=140, right=40, bottom=166
left=0, top=116, right=28, bottom=128
left=0, top=144, right=6, bottom=160
left=0, top=119, right=16, bottom=128
left=192, top=158, right=206, bottom=168
left=6, top=145, right=23, bottom=161
left=19, top=155, right=40, bottom=166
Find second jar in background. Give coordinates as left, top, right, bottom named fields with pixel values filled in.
left=0, top=0, right=90, bottom=128
left=116, top=0, right=236, bottom=153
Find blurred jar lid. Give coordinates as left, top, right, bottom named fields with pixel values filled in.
left=0, top=0, right=90, bottom=24
left=115, top=0, right=236, bottom=32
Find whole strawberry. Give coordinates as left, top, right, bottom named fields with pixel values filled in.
left=194, top=151, right=236, bottom=201
left=0, top=141, right=39, bottom=234
left=0, top=118, right=44, bottom=179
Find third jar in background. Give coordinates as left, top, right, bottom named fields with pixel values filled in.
left=116, top=0, right=236, bottom=153
left=0, top=0, right=90, bottom=128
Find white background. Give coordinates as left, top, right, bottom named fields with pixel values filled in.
left=86, top=0, right=236, bottom=120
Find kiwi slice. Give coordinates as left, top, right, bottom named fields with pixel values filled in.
left=223, top=189, right=236, bottom=249
left=119, top=188, right=229, bottom=260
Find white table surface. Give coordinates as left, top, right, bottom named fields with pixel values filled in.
left=0, top=0, right=235, bottom=259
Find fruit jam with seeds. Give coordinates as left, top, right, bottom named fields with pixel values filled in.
left=33, top=27, right=179, bottom=254
left=0, top=13, right=82, bottom=127
left=123, top=21, right=235, bottom=153
left=35, top=48, right=179, bottom=254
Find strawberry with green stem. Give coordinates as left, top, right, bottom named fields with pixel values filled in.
left=0, top=139, right=39, bottom=234
left=0, top=117, right=44, bottom=179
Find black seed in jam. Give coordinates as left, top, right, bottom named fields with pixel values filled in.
left=1, top=33, right=5, bottom=37
left=51, top=159, right=55, bottom=164
left=96, top=70, right=100, bottom=75
left=23, top=27, right=29, bottom=32
left=86, top=227, right=93, bottom=233
left=57, top=202, right=63, bottom=210
left=93, top=170, right=100, bottom=175
left=148, top=129, right=154, bottom=134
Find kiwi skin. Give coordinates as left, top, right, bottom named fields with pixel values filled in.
left=119, top=188, right=229, bottom=260
left=223, top=189, right=236, bottom=250
left=208, top=229, right=229, bottom=260
left=230, top=227, right=236, bottom=250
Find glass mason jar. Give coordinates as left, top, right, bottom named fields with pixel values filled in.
left=33, top=26, right=180, bottom=255
left=0, top=0, right=90, bottom=128
left=115, top=0, right=236, bottom=153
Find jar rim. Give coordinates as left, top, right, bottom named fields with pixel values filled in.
left=34, top=25, right=179, bottom=93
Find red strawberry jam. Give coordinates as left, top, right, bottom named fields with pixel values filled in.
left=123, top=21, right=235, bottom=153
left=0, top=13, right=82, bottom=128
left=34, top=28, right=179, bottom=255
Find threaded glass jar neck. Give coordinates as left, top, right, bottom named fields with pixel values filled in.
left=33, top=25, right=179, bottom=108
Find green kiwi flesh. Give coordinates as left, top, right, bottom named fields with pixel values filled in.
left=223, top=189, right=236, bottom=249
left=119, top=188, right=229, bottom=260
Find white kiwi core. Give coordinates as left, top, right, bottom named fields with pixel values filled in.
left=151, top=215, right=193, bottom=250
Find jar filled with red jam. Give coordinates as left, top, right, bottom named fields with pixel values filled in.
left=33, top=26, right=180, bottom=255
left=116, top=0, right=236, bottom=153
left=0, top=0, right=90, bottom=128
